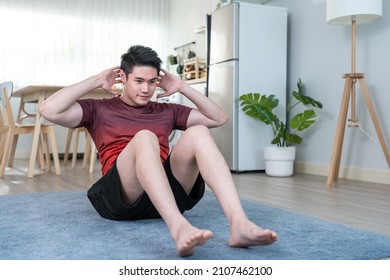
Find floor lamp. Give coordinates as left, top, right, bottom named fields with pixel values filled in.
left=326, top=0, right=390, bottom=187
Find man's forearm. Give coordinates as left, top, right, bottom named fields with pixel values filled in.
left=40, top=74, right=102, bottom=117
left=179, top=82, right=228, bottom=127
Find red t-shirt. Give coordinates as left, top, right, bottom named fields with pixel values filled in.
left=76, top=97, right=192, bottom=175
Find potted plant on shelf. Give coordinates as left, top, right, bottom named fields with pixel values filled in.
left=239, top=79, right=323, bottom=177
left=167, top=54, right=178, bottom=65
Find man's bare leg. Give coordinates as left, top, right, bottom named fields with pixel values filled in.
left=170, top=126, right=278, bottom=248
left=116, top=130, right=212, bottom=256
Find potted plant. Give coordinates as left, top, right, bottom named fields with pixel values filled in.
left=239, top=79, right=323, bottom=176
left=167, top=54, right=178, bottom=65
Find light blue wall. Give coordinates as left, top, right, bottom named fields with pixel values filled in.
left=270, top=0, right=390, bottom=172
left=168, top=0, right=390, bottom=177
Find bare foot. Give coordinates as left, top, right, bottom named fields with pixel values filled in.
left=228, top=220, right=278, bottom=247
left=173, top=224, right=213, bottom=257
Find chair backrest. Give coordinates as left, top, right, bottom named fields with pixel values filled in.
left=0, top=81, right=16, bottom=130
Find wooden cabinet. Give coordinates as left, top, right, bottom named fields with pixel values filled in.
left=183, top=57, right=206, bottom=80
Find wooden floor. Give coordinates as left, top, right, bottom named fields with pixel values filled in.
left=1, top=159, right=389, bottom=237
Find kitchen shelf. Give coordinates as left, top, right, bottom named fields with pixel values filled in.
left=194, top=26, right=206, bottom=34
left=183, top=57, right=206, bottom=81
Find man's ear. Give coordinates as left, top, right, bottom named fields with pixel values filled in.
left=119, top=69, right=127, bottom=83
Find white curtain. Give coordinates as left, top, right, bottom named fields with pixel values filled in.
left=0, top=0, right=169, bottom=89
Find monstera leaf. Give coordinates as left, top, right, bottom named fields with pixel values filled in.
left=240, top=79, right=323, bottom=147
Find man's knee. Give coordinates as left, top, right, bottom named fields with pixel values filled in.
left=132, top=130, right=159, bottom=147
left=180, top=125, right=214, bottom=149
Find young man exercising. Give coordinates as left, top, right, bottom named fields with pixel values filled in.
left=39, top=45, right=278, bottom=257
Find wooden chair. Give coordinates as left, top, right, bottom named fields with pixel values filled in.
left=63, top=127, right=97, bottom=173
left=0, top=81, right=61, bottom=177
left=0, top=92, right=10, bottom=163
left=0, top=95, right=46, bottom=175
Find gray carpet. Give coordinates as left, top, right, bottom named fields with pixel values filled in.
left=0, top=190, right=389, bottom=260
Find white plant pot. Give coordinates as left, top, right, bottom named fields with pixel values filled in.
left=263, top=146, right=296, bottom=177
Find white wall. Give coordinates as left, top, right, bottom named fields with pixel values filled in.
left=167, top=0, right=390, bottom=183
left=167, top=0, right=219, bottom=63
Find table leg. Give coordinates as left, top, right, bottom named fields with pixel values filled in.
left=27, top=95, right=44, bottom=178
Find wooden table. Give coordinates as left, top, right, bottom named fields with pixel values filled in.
left=12, top=85, right=114, bottom=177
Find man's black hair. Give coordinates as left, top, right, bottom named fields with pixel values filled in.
left=120, top=45, right=162, bottom=76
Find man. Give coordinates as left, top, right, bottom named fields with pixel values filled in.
left=39, top=45, right=278, bottom=257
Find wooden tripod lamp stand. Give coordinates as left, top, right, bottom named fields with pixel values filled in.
left=326, top=0, right=390, bottom=187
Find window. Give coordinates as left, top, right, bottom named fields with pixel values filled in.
left=0, top=0, right=169, bottom=88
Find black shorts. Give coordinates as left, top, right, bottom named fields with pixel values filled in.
left=87, top=155, right=205, bottom=221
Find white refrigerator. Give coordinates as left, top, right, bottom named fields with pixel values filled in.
left=207, top=1, right=287, bottom=172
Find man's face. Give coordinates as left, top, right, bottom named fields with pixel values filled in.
left=120, top=65, right=158, bottom=107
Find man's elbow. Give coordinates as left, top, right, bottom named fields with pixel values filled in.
left=216, top=113, right=229, bottom=127
left=38, top=102, right=48, bottom=119
left=38, top=101, right=55, bottom=122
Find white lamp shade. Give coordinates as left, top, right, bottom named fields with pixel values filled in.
left=327, top=0, right=382, bottom=25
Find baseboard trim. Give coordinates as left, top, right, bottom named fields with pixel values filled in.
left=295, top=161, right=390, bottom=185
left=14, top=151, right=389, bottom=184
